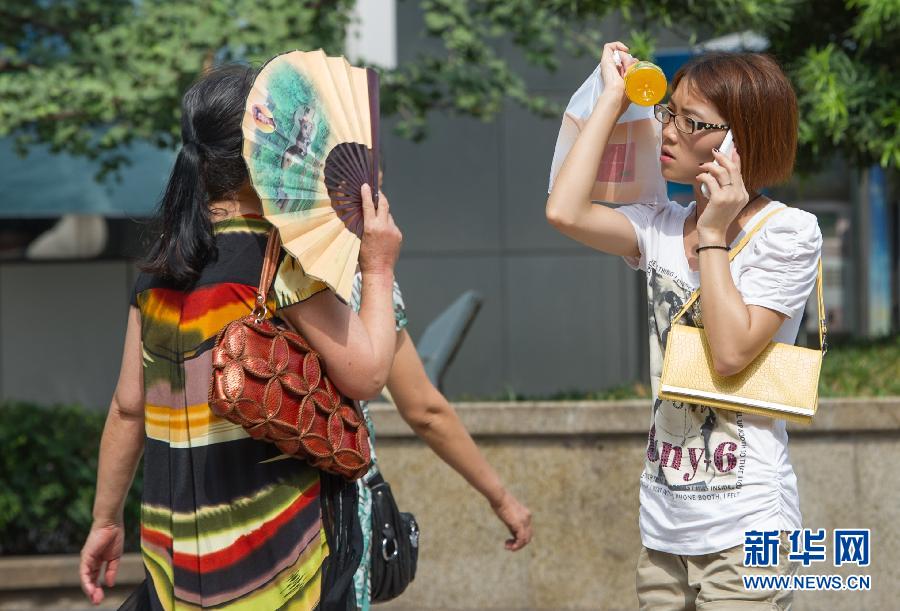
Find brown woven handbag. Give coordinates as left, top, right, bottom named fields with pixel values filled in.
left=208, top=228, right=372, bottom=480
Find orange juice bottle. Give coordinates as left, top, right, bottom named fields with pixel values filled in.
left=614, top=52, right=667, bottom=106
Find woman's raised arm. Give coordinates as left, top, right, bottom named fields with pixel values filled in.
left=280, top=184, right=402, bottom=400
left=546, top=41, right=642, bottom=258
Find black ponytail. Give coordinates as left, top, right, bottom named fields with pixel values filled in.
left=141, top=65, right=256, bottom=286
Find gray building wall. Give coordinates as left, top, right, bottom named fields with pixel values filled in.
left=385, top=6, right=646, bottom=399
left=0, top=261, right=135, bottom=408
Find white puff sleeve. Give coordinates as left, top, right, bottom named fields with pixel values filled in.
left=614, top=200, right=669, bottom=271
left=737, top=207, right=823, bottom=319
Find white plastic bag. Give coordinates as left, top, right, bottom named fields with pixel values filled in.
left=548, top=62, right=668, bottom=206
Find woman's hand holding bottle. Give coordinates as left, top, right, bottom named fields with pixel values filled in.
left=598, top=41, right=636, bottom=118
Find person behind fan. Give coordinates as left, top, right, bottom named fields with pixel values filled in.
left=546, top=43, right=821, bottom=610
left=349, top=169, right=534, bottom=610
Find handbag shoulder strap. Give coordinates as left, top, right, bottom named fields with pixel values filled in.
left=252, top=228, right=281, bottom=321
left=670, top=206, right=827, bottom=352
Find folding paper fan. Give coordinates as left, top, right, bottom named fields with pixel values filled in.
left=242, top=49, right=380, bottom=302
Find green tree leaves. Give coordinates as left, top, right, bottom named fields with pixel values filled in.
left=0, top=0, right=353, bottom=178
left=1, top=0, right=897, bottom=180
left=0, top=402, right=142, bottom=554
left=769, top=0, right=900, bottom=170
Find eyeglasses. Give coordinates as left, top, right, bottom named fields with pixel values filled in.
left=653, top=104, right=729, bottom=135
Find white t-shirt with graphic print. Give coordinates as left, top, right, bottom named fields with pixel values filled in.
left=615, top=199, right=822, bottom=556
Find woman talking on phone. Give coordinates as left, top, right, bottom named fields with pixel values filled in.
left=547, top=44, right=821, bottom=610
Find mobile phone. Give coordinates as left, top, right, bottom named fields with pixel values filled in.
left=700, top=129, right=734, bottom=198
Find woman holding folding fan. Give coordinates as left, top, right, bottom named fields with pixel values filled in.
left=79, top=64, right=402, bottom=610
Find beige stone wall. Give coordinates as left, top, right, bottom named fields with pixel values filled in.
left=371, top=399, right=900, bottom=611
left=2, top=399, right=897, bottom=610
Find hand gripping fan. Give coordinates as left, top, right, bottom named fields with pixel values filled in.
left=242, top=49, right=380, bottom=302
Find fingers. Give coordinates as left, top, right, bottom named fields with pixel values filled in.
left=521, top=519, right=534, bottom=546
left=699, top=162, right=731, bottom=186
left=696, top=172, right=720, bottom=196
left=603, top=41, right=630, bottom=56
left=358, top=186, right=402, bottom=273
left=376, top=190, right=390, bottom=219
left=506, top=537, right=526, bottom=551
left=362, top=184, right=392, bottom=226
left=502, top=511, right=533, bottom=552
left=386, top=213, right=402, bottom=243
left=711, top=147, right=739, bottom=174
left=360, top=183, right=376, bottom=225
left=510, top=523, right=533, bottom=551
left=730, top=148, right=742, bottom=177
left=505, top=529, right=526, bottom=551
left=601, top=41, right=630, bottom=71
left=709, top=149, right=746, bottom=196
left=79, top=557, right=95, bottom=598
left=80, top=555, right=103, bottom=604
left=104, top=557, right=119, bottom=588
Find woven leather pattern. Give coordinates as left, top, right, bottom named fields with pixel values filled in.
left=660, top=325, right=821, bottom=420
left=209, top=315, right=371, bottom=480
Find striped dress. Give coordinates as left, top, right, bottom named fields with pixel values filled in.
left=132, top=215, right=331, bottom=610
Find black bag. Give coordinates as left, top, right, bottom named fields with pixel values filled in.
left=320, top=472, right=364, bottom=610
left=117, top=579, right=151, bottom=611
left=367, top=471, right=419, bottom=602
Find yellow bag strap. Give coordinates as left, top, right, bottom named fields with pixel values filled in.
left=670, top=205, right=827, bottom=353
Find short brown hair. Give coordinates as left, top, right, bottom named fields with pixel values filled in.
left=672, top=52, right=798, bottom=191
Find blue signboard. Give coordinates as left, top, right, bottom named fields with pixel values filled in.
left=0, top=139, right=174, bottom=218
left=865, top=164, right=891, bottom=335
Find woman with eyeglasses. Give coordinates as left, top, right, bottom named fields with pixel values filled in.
left=546, top=43, right=822, bottom=610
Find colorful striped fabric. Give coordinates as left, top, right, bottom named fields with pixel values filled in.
left=132, top=215, right=331, bottom=610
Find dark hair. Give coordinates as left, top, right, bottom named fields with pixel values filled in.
left=141, top=64, right=256, bottom=285
left=672, top=52, right=798, bottom=191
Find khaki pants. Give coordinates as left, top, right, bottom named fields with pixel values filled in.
left=636, top=532, right=799, bottom=610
